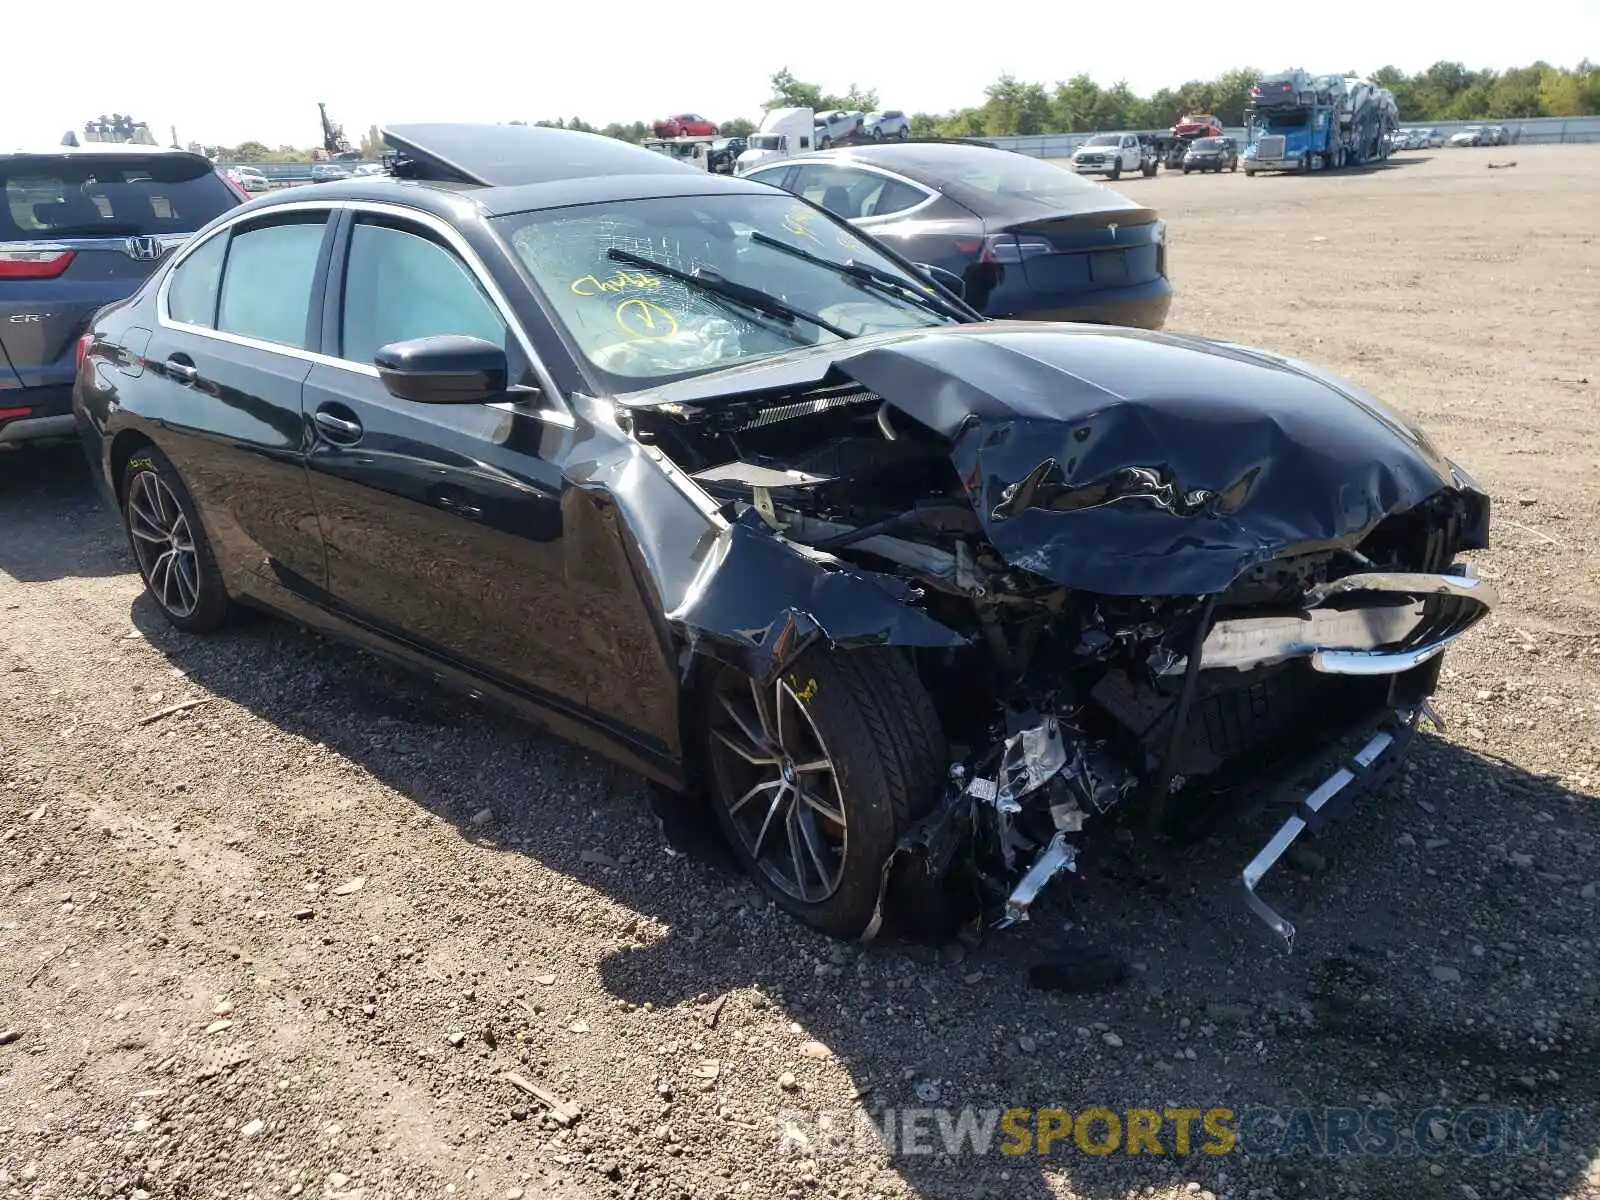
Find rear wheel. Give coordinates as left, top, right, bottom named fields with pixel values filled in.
left=702, top=650, right=946, bottom=938
left=897, top=126, right=910, bottom=140
left=120, top=445, right=230, bottom=633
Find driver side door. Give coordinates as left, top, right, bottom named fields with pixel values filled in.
left=299, top=207, right=594, bottom=719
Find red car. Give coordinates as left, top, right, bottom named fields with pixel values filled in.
left=652, top=113, right=718, bottom=139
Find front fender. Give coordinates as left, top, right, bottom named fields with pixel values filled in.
left=669, top=514, right=968, bottom=682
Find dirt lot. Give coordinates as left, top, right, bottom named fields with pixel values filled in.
left=2, top=144, right=1598, bottom=1200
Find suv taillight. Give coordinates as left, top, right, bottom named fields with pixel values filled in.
left=0, top=248, right=76, bottom=279
left=76, top=332, right=94, bottom=371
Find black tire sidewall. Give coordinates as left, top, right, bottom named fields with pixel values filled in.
left=701, top=651, right=938, bottom=938
left=120, top=445, right=230, bottom=633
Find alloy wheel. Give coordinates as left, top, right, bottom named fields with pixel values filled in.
left=126, top=471, right=201, bottom=618
left=708, top=673, right=848, bottom=903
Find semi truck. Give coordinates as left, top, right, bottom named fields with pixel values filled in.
left=1242, top=70, right=1398, bottom=175
left=734, top=107, right=815, bottom=174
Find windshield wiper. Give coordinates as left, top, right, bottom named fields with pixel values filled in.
left=605, top=248, right=854, bottom=340
left=749, top=230, right=971, bottom=321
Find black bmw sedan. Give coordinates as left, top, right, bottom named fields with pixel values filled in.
left=740, top=142, right=1172, bottom=329
left=74, top=124, right=1494, bottom=947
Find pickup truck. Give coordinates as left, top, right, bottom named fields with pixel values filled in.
left=1070, top=133, right=1157, bottom=180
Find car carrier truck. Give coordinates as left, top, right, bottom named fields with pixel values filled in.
left=1242, top=70, right=1399, bottom=174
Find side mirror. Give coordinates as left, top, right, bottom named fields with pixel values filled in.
left=374, top=335, right=508, bottom=404
left=916, top=263, right=966, bottom=301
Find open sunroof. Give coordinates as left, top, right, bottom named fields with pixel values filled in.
left=381, top=123, right=698, bottom=188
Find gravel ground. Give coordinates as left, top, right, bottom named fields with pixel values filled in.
left=2, top=144, right=1598, bottom=1200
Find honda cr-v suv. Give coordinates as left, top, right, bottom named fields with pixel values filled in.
left=1, top=145, right=243, bottom=449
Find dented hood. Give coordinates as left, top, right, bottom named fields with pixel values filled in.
left=634, top=323, right=1487, bottom=596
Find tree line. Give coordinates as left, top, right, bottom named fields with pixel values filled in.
left=203, top=60, right=1599, bottom=161
left=536, top=61, right=1600, bottom=146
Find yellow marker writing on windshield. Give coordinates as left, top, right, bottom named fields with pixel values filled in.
left=615, top=298, right=679, bottom=341
left=783, top=207, right=823, bottom=244
left=572, top=269, right=661, bottom=297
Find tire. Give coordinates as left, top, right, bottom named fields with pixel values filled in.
left=120, top=444, right=231, bottom=633
left=897, top=126, right=910, bottom=139
left=701, top=649, right=947, bottom=938
left=1230, top=160, right=1238, bottom=172
left=1108, top=166, right=1120, bottom=181
left=872, top=128, right=883, bottom=141
left=1244, top=168, right=1256, bottom=177
left=1182, top=166, right=1190, bottom=174
left=817, top=135, right=831, bottom=151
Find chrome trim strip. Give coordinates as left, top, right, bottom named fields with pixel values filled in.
left=1240, top=718, right=1407, bottom=948
left=1163, top=602, right=1427, bottom=676
left=152, top=198, right=575, bottom=429
left=1311, top=631, right=1467, bottom=676
left=1303, top=569, right=1496, bottom=609
left=743, top=160, right=940, bottom=226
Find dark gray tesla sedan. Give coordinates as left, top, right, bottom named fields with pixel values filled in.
left=72, top=124, right=1494, bottom=948
left=740, top=142, right=1173, bottom=330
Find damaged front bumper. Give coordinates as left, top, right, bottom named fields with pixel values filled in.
left=1240, top=701, right=1440, bottom=948
left=863, top=566, right=1496, bottom=951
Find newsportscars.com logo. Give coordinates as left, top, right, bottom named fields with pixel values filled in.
left=775, top=1105, right=1563, bottom=1159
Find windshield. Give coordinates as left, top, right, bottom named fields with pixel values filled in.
left=1, top=154, right=236, bottom=241
left=495, top=193, right=956, bottom=391
left=749, top=136, right=781, bottom=150
left=1084, top=135, right=1120, bottom=147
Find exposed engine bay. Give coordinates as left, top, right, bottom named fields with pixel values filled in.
left=626, top=334, right=1497, bottom=947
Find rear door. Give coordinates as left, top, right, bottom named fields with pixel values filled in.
left=138, top=207, right=334, bottom=596
left=0, top=152, right=240, bottom=396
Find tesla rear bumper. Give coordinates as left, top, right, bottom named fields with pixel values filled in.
left=1005, top=278, right=1173, bottom=331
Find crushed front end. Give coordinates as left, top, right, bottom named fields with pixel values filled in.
left=625, top=326, right=1497, bottom=948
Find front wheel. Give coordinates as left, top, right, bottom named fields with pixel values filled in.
left=701, top=650, right=947, bottom=938
left=121, top=445, right=231, bottom=633
left=1108, top=166, right=1120, bottom=181
left=872, top=128, right=883, bottom=141
left=897, top=126, right=910, bottom=140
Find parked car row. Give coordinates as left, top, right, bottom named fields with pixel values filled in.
left=1448, top=124, right=1512, bottom=147
left=61, top=122, right=1498, bottom=950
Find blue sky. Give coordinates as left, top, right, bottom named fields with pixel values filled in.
left=6, top=0, right=1597, bottom=150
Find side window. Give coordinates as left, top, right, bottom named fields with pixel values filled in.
left=789, top=166, right=876, bottom=220
left=340, top=220, right=506, bottom=367
left=746, top=167, right=795, bottom=194
left=860, top=177, right=928, bottom=219
left=216, top=217, right=329, bottom=349
left=166, top=231, right=228, bottom=328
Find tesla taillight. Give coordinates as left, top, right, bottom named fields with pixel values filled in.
left=0, top=248, right=76, bottom=279
left=978, top=235, right=1053, bottom=265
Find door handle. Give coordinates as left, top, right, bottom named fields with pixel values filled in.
left=313, top=408, right=363, bottom=443
left=166, top=356, right=198, bottom=385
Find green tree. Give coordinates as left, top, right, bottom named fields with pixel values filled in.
left=982, top=74, right=1051, bottom=136
left=720, top=117, right=756, bottom=138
